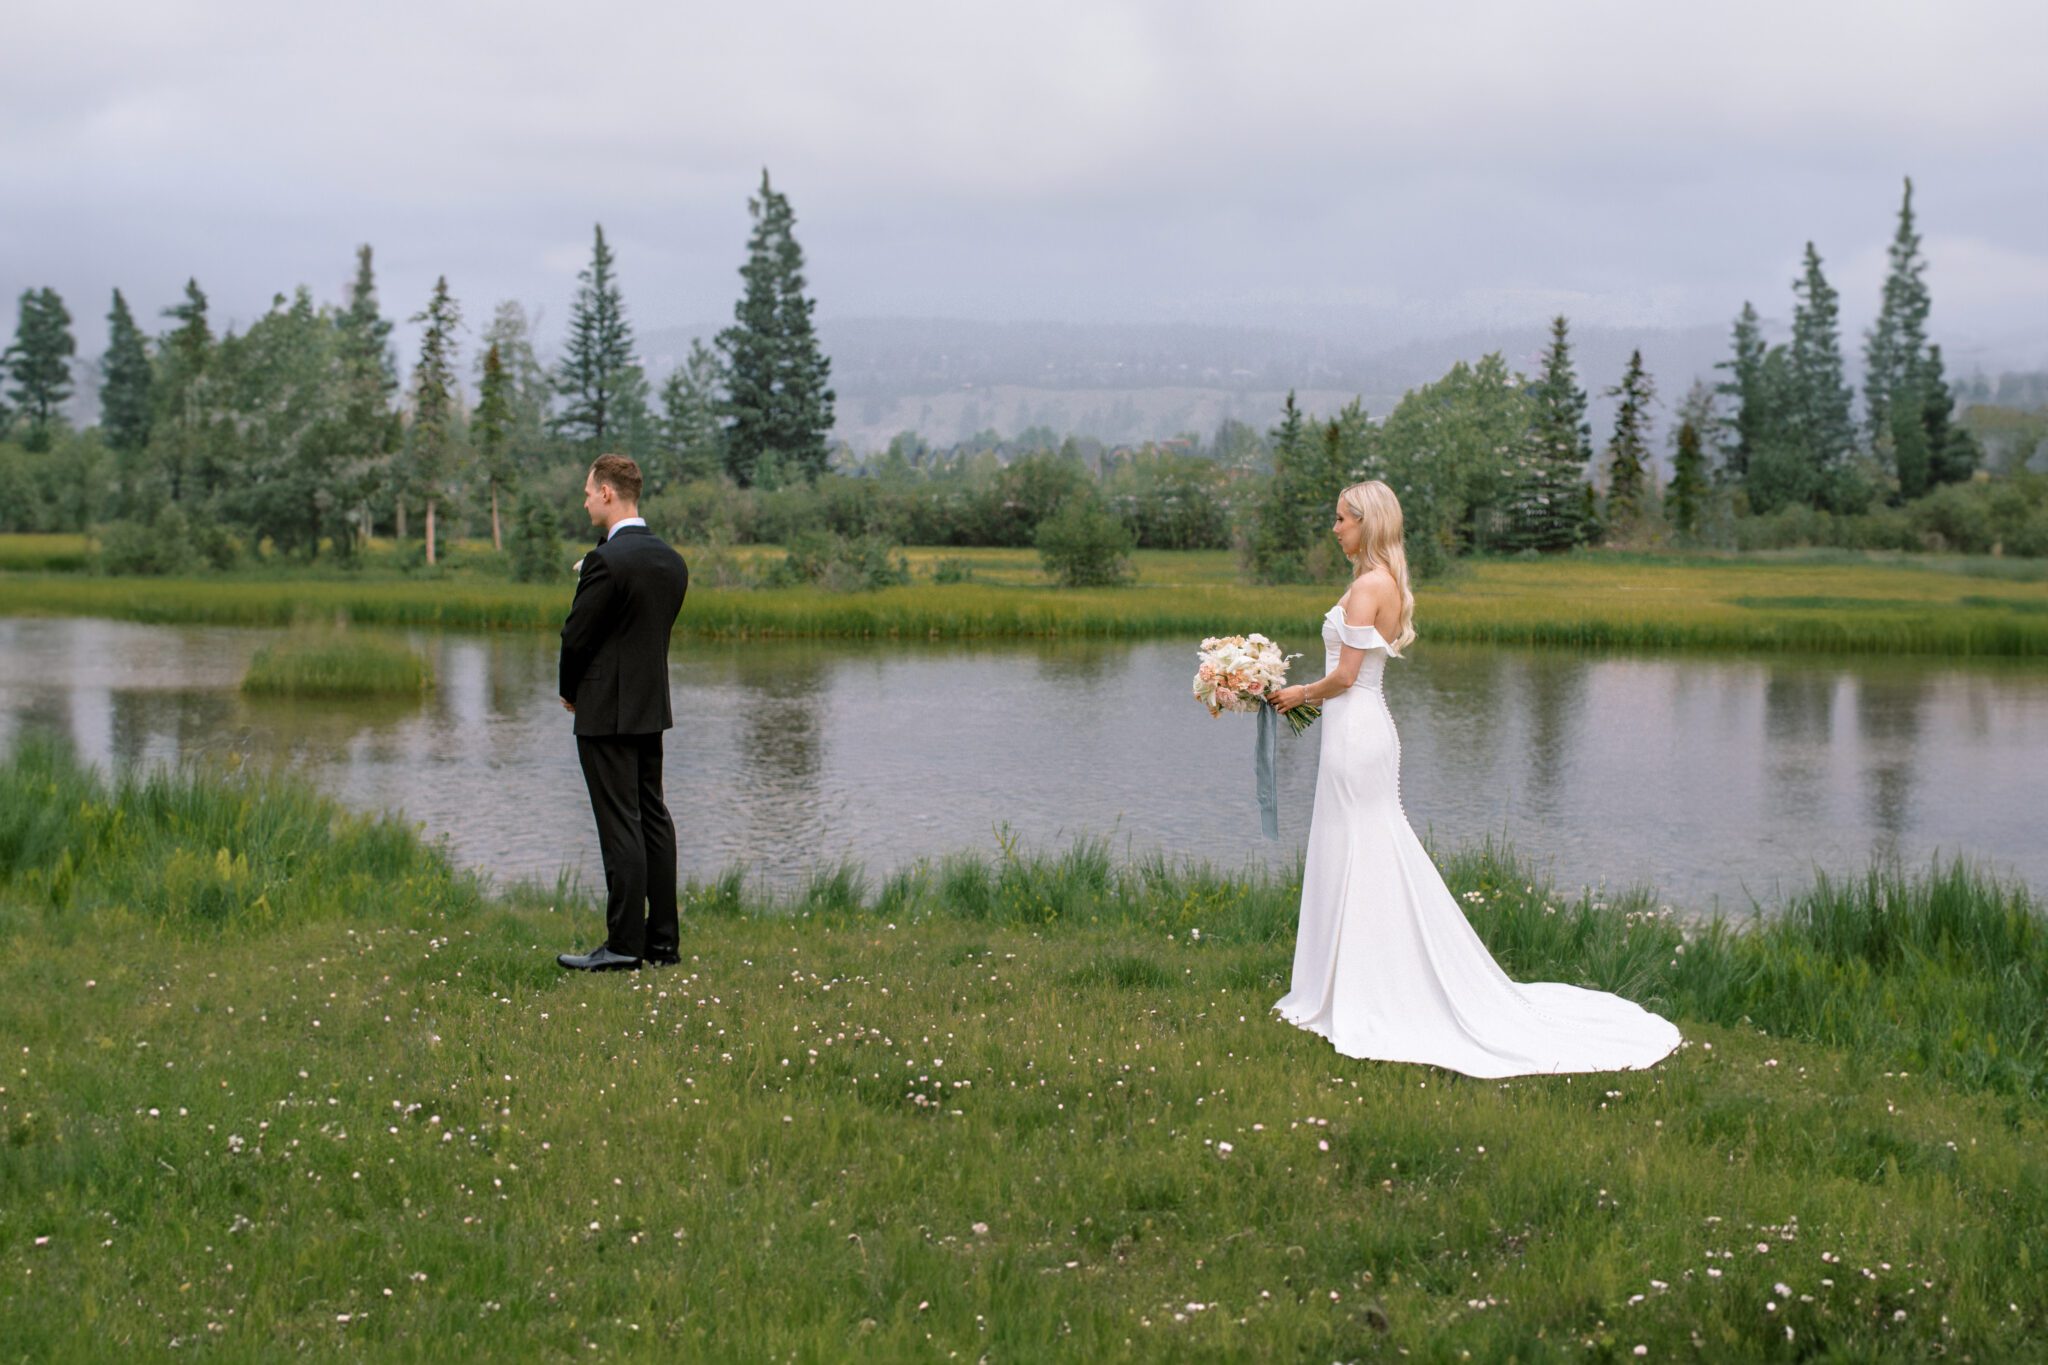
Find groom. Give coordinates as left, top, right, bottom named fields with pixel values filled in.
left=555, top=453, right=690, bottom=972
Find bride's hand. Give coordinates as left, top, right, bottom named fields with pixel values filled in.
left=1272, top=685, right=1302, bottom=713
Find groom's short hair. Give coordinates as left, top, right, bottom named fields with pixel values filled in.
left=589, top=453, right=643, bottom=505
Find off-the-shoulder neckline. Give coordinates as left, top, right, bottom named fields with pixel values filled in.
left=1324, top=605, right=1387, bottom=641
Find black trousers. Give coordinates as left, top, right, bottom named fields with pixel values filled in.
left=576, top=732, right=678, bottom=959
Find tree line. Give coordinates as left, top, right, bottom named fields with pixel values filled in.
left=5, top=174, right=2043, bottom=579
left=0, top=171, right=834, bottom=575
left=1238, top=178, right=2033, bottom=580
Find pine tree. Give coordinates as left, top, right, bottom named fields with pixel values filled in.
left=1668, top=382, right=1713, bottom=539
left=1602, top=350, right=1656, bottom=527
left=717, top=170, right=836, bottom=485
left=1246, top=391, right=1313, bottom=582
left=1921, top=345, right=1982, bottom=487
left=336, top=246, right=399, bottom=546
left=609, top=363, right=660, bottom=464
left=152, top=279, right=216, bottom=504
left=100, top=289, right=153, bottom=457
left=477, top=301, right=550, bottom=460
left=407, top=276, right=461, bottom=567
left=473, top=342, right=516, bottom=550
left=1503, top=315, right=1594, bottom=551
left=1864, top=177, right=1931, bottom=445
left=554, top=224, right=635, bottom=448
left=1789, top=242, right=1856, bottom=503
left=656, top=339, right=728, bottom=488
left=3, top=288, right=78, bottom=452
left=1714, top=302, right=1770, bottom=483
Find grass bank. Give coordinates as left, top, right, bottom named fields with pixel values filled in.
left=2, top=543, right=2046, bottom=654
left=2, top=741, right=2043, bottom=1359
left=0, top=540, right=2039, bottom=654
left=240, top=633, right=433, bottom=699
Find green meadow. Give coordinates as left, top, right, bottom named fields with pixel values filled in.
left=2, top=539, right=2046, bottom=654
left=2, top=741, right=2043, bottom=1360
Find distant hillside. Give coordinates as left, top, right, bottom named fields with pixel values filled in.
left=640, top=317, right=1737, bottom=461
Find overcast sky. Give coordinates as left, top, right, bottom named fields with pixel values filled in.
left=7, top=0, right=2046, bottom=371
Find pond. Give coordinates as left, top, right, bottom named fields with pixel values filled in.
left=3, top=616, right=2044, bottom=912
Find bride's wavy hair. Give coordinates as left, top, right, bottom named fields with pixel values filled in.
left=1339, top=480, right=1417, bottom=655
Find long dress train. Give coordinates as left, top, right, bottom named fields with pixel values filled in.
left=1272, top=605, right=1682, bottom=1078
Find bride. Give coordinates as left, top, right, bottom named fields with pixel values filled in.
left=1268, top=481, right=1681, bottom=1077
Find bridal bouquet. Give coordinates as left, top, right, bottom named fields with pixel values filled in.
left=1193, top=633, right=1319, bottom=735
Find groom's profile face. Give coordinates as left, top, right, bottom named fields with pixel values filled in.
left=582, top=473, right=610, bottom=527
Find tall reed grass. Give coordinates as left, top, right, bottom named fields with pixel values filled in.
left=4, top=557, right=2046, bottom=653
left=239, top=632, right=432, bottom=698
left=0, top=735, right=481, bottom=931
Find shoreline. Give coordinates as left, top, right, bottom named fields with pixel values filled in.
left=3, top=549, right=2047, bottom=656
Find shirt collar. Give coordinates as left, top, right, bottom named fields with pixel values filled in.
left=606, top=517, right=647, bottom=541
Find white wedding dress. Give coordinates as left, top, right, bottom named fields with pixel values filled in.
left=1273, top=605, right=1682, bottom=1077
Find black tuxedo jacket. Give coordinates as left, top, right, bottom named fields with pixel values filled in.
left=558, top=525, right=690, bottom=737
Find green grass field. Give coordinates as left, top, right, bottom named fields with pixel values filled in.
left=3, top=541, right=2047, bottom=655
left=2, top=741, right=2043, bottom=1360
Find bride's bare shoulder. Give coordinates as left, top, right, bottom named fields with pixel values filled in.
left=1341, top=569, right=1393, bottom=624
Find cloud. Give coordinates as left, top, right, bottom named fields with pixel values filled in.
left=4, top=0, right=2045, bottom=361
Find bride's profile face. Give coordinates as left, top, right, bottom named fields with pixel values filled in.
left=1332, top=499, right=1365, bottom=557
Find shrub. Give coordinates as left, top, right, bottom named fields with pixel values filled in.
left=1910, top=483, right=1996, bottom=554
left=1035, top=496, right=1135, bottom=587
left=764, top=531, right=911, bottom=592
left=508, top=491, right=565, bottom=582
left=929, top=557, right=975, bottom=584
left=96, top=505, right=200, bottom=576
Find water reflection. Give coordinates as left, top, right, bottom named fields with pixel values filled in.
left=1856, top=673, right=1925, bottom=842
left=1519, top=654, right=1587, bottom=817
left=2, top=616, right=2044, bottom=911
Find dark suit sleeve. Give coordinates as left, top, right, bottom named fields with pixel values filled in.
left=558, top=550, right=621, bottom=702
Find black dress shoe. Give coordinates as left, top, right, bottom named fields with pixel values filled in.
left=556, top=946, right=642, bottom=972
left=645, top=949, right=680, bottom=967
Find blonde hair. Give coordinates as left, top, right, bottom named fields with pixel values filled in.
left=1339, top=480, right=1416, bottom=655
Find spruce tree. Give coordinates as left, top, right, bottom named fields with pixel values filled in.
left=717, top=170, right=836, bottom=485
left=100, top=289, right=153, bottom=458
left=1668, top=382, right=1714, bottom=539
left=153, top=279, right=216, bottom=504
left=478, top=301, right=550, bottom=459
left=1602, top=350, right=1656, bottom=527
left=473, top=342, right=516, bottom=550
left=1246, top=391, right=1313, bottom=582
left=1864, top=177, right=1931, bottom=445
left=1789, top=242, right=1856, bottom=502
left=1505, top=315, right=1593, bottom=551
left=336, top=246, right=399, bottom=545
left=406, top=276, right=461, bottom=566
left=1921, top=345, right=1982, bottom=487
left=1889, top=384, right=1933, bottom=500
left=3, top=288, right=78, bottom=452
left=554, top=224, right=635, bottom=448
left=656, top=338, right=728, bottom=487
left=609, top=362, right=660, bottom=465
left=1714, top=302, right=1770, bottom=483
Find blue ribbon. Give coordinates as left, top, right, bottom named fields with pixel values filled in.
left=1255, top=703, right=1278, bottom=840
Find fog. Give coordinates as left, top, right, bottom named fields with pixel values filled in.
left=7, top=0, right=2046, bottom=431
